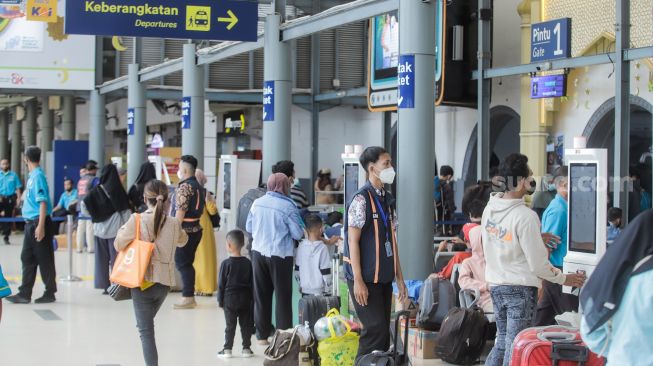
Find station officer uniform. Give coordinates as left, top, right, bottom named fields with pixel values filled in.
left=0, top=168, right=22, bottom=243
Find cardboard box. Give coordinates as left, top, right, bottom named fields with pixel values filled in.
left=394, top=295, right=419, bottom=319
left=54, top=231, right=77, bottom=250
left=400, top=326, right=439, bottom=360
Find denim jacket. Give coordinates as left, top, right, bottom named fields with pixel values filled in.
left=246, top=192, right=304, bottom=258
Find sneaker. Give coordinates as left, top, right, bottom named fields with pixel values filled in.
left=242, top=348, right=254, bottom=358
left=256, top=339, right=270, bottom=346
left=173, top=296, right=197, bottom=309
left=34, top=295, right=56, bottom=304
left=217, top=349, right=233, bottom=359
left=6, top=294, right=30, bottom=304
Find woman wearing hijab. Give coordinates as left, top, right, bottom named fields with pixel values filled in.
left=192, top=169, right=218, bottom=295
left=91, top=164, right=132, bottom=293
left=458, top=225, right=493, bottom=313
left=246, top=173, right=304, bottom=345
left=581, top=210, right=653, bottom=364
left=128, top=162, right=157, bottom=213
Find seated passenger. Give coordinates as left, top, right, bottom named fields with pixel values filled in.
left=581, top=210, right=653, bottom=365
left=52, top=178, right=78, bottom=217
left=294, top=214, right=332, bottom=297
left=607, top=207, right=623, bottom=243
left=437, top=199, right=484, bottom=253
left=434, top=224, right=475, bottom=280
left=458, top=226, right=493, bottom=314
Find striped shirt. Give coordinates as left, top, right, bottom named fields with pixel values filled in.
left=291, top=186, right=309, bottom=209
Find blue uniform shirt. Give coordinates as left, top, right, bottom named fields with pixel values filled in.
left=57, top=189, right=78, bottom=210
left=0, top=170, right=22, bottom=196
left=541, top=194, right=568, bottom=268
left=22, top=167, right=52, bottom=220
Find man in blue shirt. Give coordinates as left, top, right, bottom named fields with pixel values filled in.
left=0, top=158, right=22, bottom=244
left=535, top=166, right=578, bottom=325
left=6, top=146, right=56, bottom=304
left=52, top=178, right=78, bottom=216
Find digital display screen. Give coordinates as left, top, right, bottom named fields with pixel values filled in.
left=530, top=74, right=567, bottom=99
left=373, top=11, right=399, bottom=82
left=223, top=162, right=231, bottom=210
left=345, top=163, right=360, bottom=206
left=569, top=163, right=597, bottom=254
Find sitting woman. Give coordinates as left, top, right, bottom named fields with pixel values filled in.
left=314, top=168, right=335, bottom=205
left=458, top=225, right=493, bottom=314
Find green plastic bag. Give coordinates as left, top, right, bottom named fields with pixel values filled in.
left=317, top=309, right=359, bottom=366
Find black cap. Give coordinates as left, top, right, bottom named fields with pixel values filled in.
left=85, top=160, right=98, bottom=171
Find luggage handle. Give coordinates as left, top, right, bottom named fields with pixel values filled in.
left=537, top=331, right=579, bottom=344
left=551, top=343, right=589, bottom=366
left=394, top=310, right=411, bottom=364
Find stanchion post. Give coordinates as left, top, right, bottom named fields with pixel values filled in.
left=60, top=215, right=81, bottom=282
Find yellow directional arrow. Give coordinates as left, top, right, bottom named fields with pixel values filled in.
left=218, top=9, right=238, bottom=30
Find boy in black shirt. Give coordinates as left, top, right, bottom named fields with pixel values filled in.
left=217, top=230, right=254, bottom=359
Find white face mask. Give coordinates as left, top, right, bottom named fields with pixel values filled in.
left=177, top=170, right=184, bottom=180
left=378, top=167, right=396, bottom=184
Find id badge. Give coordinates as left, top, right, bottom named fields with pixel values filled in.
left=385, top=240, right=393, bottom=257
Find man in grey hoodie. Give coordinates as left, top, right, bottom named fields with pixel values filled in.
left=482, top=153, right=586, bottom=366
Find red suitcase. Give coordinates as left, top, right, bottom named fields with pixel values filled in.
left=510, top=326, right=605, bottom=366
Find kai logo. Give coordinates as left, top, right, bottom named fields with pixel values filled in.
left=26, top=0, right=57, bottom=23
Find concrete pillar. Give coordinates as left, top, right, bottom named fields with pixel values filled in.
left=182, top=43, right=205, bottom=168
left=0, top=110, right=8, bottom=160
left=397, top=0, right=436, bottom=280
left=89, top=90, right=106, bottom=168
left=127, top=63, right=146, bottom=187
left=24, top=99, right=37, bottom=147
left=262, top=13, right=292, bottom=178
left=518, top=0, right=547, bottom=177
left=614, top=0, right=630, bottom=221
left=40, top=97, right=54, bottom=165
left=477, top=0, right=492, bottom=181
left=62, top=95, right=76, bottom=140
left=10, top=108, right=22, bottom=177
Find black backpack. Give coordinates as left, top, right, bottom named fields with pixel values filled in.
left=356, top=311, right=411, bottom=366
left=435, top=306, right=488, bottom=365
left=236, top=185, right=266, bottom=233
left=417, top=277, right=456, bottom=331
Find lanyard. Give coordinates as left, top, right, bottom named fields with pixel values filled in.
left=372, top=194, right=391, bottom=242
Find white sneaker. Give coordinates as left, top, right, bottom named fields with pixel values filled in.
left=173, top=297, right=197, bottom=309
left=217, top=349, right=233, bottom=359
left=256, top=339, right=270, bottom=346
left=242, top=348, right=254, bottom=358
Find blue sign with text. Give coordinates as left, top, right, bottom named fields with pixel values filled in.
left=530, top=74, right=567, bottom=99
left=127, top=108, right=134, bottom=135
left=181, top=97, right=191, bottom=129
left=531, top=18, right=571, bottom=62
left=397, top=55, right=415, bottom=109
left=0, top=0, right=21, bottom=4
left=263, top=81, right=274, bottom=122
left=64, top=0, right=258, bottom=42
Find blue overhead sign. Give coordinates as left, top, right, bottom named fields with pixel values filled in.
left=530, top=74, right=567, bottom=99
left=263, top=81, right=274, bottom=122
left=0, top=0, right=22, bottom=4
left=181, top=97, right=191, bottom=129
left=531, top=18, right=571, bottom=62
left=397, top=55, right=415, bottom=109
left=64, top=0, right=258, bottom=42
left=127, top=108, right=135, bottom=135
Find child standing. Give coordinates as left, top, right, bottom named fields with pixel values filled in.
left=217, top=230, right=254, bottom=359
left=294, top=214, right=332, bottom=296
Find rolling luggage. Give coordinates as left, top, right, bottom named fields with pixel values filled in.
left=435, top=306, right=488, bottom=365
left=298, top=254, right=342, bottom=330
left=510, top=326, right=605, bottom=366
left=356, top=311, right=411, bottom=366
left=417, top=276, right=456, bottom=331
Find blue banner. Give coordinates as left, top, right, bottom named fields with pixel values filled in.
left=0, top=0, right=21, bottom=4
left=127, top=108, right=134, bottom=135
left=397, top=55, right=415, bottom=109
left=530, top=74, right=567, bottom=99
left=64, top=0, right=258, bottom=42
left=263, top=81, right=274, bottom=122
left=181, top=97, right=191, bottom=129
left=531, top=18, right=571, bottom=62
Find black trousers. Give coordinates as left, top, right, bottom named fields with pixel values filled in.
left=0, top=195, right=16, bottom=238
left=175, top=230, right=203, bottom=297
left=18, top=217, right=56, bottom=298
left=251, top=250, right=293, bottom=340
left=94, top=237, right=118, bottom=290
left=535, top=279, right=579, bottom=326
left=347, top=281, right=393, bottom=360
left=223, top=291, right=254, bottom=349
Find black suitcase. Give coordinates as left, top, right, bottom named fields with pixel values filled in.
left=356, top=310, right=411, bottom=366
left=298, top=254, right=342, bottom=330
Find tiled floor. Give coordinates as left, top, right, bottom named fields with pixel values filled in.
left=0, top=233, right=456, bottom=366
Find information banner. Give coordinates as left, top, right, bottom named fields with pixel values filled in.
left=397, top=55, right=415, bottom=109
left=531, top=18, right=571, bottom=62
left=64, top=0, right=258, bottom=42
left=263, top=81, right=274, bottom=122
left=127, top=108, right=135, bottom=135
left=181, top=97, right=191, bottom=129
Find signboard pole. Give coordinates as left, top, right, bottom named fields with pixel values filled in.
left=262, top=13, right=291, bottom=179
left=614, top=0, right=630, bottom=223
left=397, top=0, right=436, bottom=281
left=182, top=43, right=205, bottom=169
left=477, top=0, right=491, bottom=181
left=127, top=63, right=146, bottom=187
left=89, top=90, right=106, bottom=168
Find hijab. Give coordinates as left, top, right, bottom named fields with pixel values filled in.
left=128, top=162, right=156, bottom=211
left=195, top=169, right=207, bottom=187
left=581, top=209, right=653, bottom=333
left=100, top=164, right=131, bottom=212
left=267, top=173, right=290, bottom=196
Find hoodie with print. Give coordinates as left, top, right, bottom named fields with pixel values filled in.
left=482, top=192, right=566, bottom=288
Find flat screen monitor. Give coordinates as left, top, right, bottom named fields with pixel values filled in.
left=223, top=162, right=231, bottom=210
left=345, top=163, right=360, bottom=206
left=569, top=163, right=597, bottom=254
